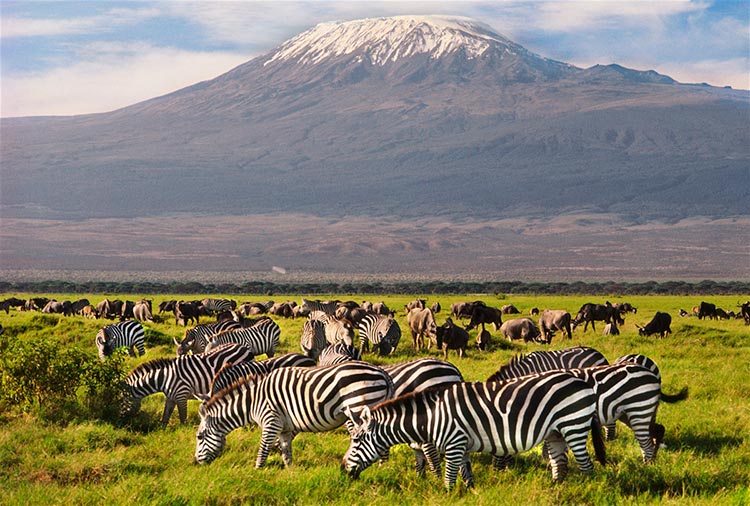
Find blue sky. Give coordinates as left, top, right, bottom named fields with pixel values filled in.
left=1, top=0, right=748, bottom=117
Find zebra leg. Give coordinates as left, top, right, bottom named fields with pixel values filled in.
left=492, top=454, right=514, bottom=470
left=161, top=398, right=178, bottom=426
left=420, top=442, right=442, bottom=479
left=604, top=422, right=617, bottom=441
left=459, top=456, right=474, bottom=488
left=442, top=439, right=468, bottom=490
left=634, top=423, right=658, bottom=463
left=256, top=420, right=283, bottom=469
left=545, top=432, right=570, bottom=481
left=277, top=432, right=294, bottom=467
left=177, top=399, right=189, bottom=425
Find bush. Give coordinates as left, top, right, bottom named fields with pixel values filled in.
left=0, top=335, right=127, bottom=423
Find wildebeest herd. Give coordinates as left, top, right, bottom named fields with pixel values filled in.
left=3, top=295, right=745, bottom=490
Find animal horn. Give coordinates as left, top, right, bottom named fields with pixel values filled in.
left=173, top=336, right=180, bottom=346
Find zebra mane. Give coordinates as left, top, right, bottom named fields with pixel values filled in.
left=372, top=383, right=448, bottom=411
left=128, top=356, right=177, bottom=377
left=486, top=353, right=528, bottom=382
left=203, top=374, right=260, bottom=411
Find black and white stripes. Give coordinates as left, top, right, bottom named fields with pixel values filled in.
left=95, top=320, right=146, bottom=359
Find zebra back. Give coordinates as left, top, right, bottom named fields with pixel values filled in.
left=205, top=319, right=281, bottom=357
left=487, top=346, right=608, bottom=381
left=613, top=353, right=661, bottom=381
left=358, top=313, right=401, bottom=355
left=96, top=320, right=145, bottom=359
left=177, top=320, right=242, bottom=355
left=201, top=298, right=235, bottom=314
left=210, top=352, right=316, bottom=396
left=301, top=298, right=338, bottom=315
left=318, top=343, right=362, bottom=366
left=383, top=358, right=463, bottom=397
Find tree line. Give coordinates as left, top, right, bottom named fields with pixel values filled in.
left=1, top=279, right=748, bottom=296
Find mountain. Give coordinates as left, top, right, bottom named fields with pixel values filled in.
left=1, top=15, right=748, bottom=278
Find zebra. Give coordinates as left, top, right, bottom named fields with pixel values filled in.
left=358, top=313, right=401, bottom=356
left=299, top=298, right=338, bottom=316
left=122, top=343, right=255, bottom=425
left=381, top=358, right=464, bottom=475
left=209, top=353, right=316, bottom=395
left=204, top=318, right=281, bottom=357
left=308, top=310, right=354, bottom=347
left=613, top=353, right=661, bottom=380
left=317, top=343, right=362, bottom=366
left=174, top=319, right=242, bottom=355
left=488, top=347, right=609, bottom=381
left=343, top=371, right=605, bottom=489
left=95, top=320, right=146, bottom=360
left=194, top=361, right=395, bottom=467
left=300, top=317, right=327, bottom=359
left=489, top=362, right=688, bottom=463
left=201, top=298, right=236, bottom=314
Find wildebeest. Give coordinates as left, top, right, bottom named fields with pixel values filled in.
left=406, top=307, right=437, bottom=351
left=450, top=301, right=474, bottom=320
left=0, top=297, right=25, bottom=313
left=465, top=303, right=503, bottom=332
left=121, top=300, right=136, bottom=320
left=71, top=298, right=91, bottom=315
left=613, top=302, right=638, bottom=314
left=159, top=300, right=177, bottom=314
left=175, top=301, right=201, bottom=326
left=431, top=301, right=441, bottom=314
left=372, top=302, right=392, bottom=316
left=42, top=300, right=73, bottom=316
left=741, top=301, right=750, bottom=325
left=529, top=307, right=540, bottom=316
left=572, top=302, right=621, bottom=333
left=501, top=304, right=520, bottom=315
left=714, top=308, right=730, bottom=320
left=133, top=300, right=154, bottom=322
left=636, top=312, right=672, bottom=338
left=434, top=318, right=469, bottom=359
left=697, top=301, right=716, bottom=320
left=269, top=301, right=295, bottom=318
left=405, top=299, right=427, bottom=313
left=538, top=309, right=572, bottom=343
left=81, top=304, right=98, bottom=319
left=476, top=328, right=491, bottom=351
left=500, top=318, right=543, bottom=343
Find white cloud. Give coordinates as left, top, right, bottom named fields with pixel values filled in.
left=1, top=7, right=162, bottom=38
left=0, top=45, right=249, bottom=117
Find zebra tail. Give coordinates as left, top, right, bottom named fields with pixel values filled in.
left=661, top=386, right=689, bottom=403
left=591, top=416, right=607, bottom=466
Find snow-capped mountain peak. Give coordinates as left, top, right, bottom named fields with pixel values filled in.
left=264, top=15, right=518, bottom=66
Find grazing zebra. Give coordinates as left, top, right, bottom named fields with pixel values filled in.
left=209, top=353, right=316, bottom=395
left=201, top=298, right=236, bottom=314
left=488, top=346, right=609, bottom=381
left=300, top=317, right=327, bottom=359
left=122, top=343, right=255, bottom=425
left=95, top=320, right=146, bottom=360
left=489, top=362, right=688, bottom=462
left=299, top=298, right=338, bottom=316
left=204, top=318, right=281, bottom=357
left=308, top=310, right=354, bottom=347
left=174, top=319, right=242, bottom=355
left=194, top=361, right=395, bottom=467
left=343, top=371, right=605, bottom=489
left=358, top=313, right=401, bottom=356
left=613, top=353, right=661, bottom=380
left=318, top=343, right=362, bottom=366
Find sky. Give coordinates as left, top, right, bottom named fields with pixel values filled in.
left=1, top=0, right=748, bottom=118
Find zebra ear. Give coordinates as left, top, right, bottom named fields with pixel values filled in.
left=360, top=406, right=372, bottom=426
left=344, top=406, right=362, bottom=426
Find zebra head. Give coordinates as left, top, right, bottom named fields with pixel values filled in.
left=95, top=329, right=113, bottom=360
left=342, top=406, right=384, bottom=479
left=194, top=403, right=227, bottom=464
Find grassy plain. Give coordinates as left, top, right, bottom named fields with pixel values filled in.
left=1, top=293, right=749, bottom=505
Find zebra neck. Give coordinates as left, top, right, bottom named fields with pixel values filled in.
left=207, top=386, right=258, bottom=433
left=128, top=365, right=169, bottom=398
left=376, top=398, right=433, bottom=445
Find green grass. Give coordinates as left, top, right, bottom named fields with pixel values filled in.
left=1, top=293, right=749, bottom=505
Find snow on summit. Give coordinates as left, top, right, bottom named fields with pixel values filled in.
left=264, top=15, right=518, bottom=66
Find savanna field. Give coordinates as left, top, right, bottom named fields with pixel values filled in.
left=1, top=293, right=749, bottom=505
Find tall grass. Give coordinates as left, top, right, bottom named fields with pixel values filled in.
left=1, top=293, right=749, bottom=504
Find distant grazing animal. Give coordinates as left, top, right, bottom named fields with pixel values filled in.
left=238, top=302, right=269, bottom=316
left=476, top=328, right=491, bottom=351
left=71, top=298, right=91, bottom=315
left=174, top=301, right=201, bottom=326
left=430, top=301, right=441, bottom=314
left=269, top=301, right=295, bottom=318
left=96, top=320, right=146, bottom=360
left=501, top=304, right=520, bottom=314
left=372, top=302, right=392, bottom=316
left=529, top=307, right=539, bottom=316
left=679, top=309, right=689, bottom=317
left=714, top=308, right=730, bottom=320
left=121, top=300, right=135, bottom=320
left=42, top=300, right=72, bottom=316
left=538, top=309, right=572, bottom=343
left=300, top=298, right=338, bottom=316
left=405, top=299, right=426, bottom=313
left=159, top=300, right=177, bottom=314
left=499, top=318, right=542, bottom=343
left=133, top=300, right=154, bottom=322
left=450, top=302, right=474, bottom=320
left=434, top=318, right=469, bottom=359
left=613, top=302, right=637, bottom=314
left=465, top=304, right=503, bottom=332
left=602, top=322, right=620, bottom=335
left=204, top=318, right=281, bottom=357
left=636, top=312, right=672, bottom=338
left=358, top=313, right=401, bottom=356
left=201, top=298, right=236, bottom=315
left=122, top=343, right=254, bottom=425
left=81, top=304, right=98, bottom=319
left=697, top=301, right=717, bottom=320
left=741, top=301, right=750, bottom=325
left=343, top=371, right=605, bottom=489
left=194, top=361, right=395, bottom=467
left=406, top=307, right=437, bottom=351
left=209, top=353, right=316, bottom=396
left=572, top=302, right=621, bottom=333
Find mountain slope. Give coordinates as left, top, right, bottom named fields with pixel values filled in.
left=1, top=15, right=748, bottom=225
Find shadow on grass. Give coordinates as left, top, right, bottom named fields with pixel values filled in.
left=671, top=429, right=744, bottom=456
